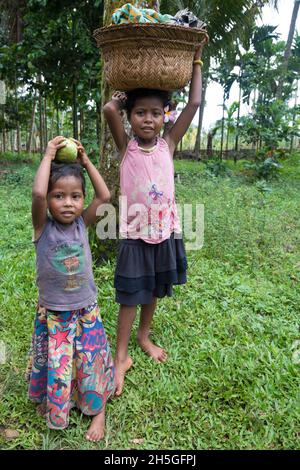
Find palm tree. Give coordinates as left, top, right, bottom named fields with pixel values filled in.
left=234, top=24, right=280, bottom=151
left=224, top=102, right=239, bottom=153
left=276, top=0, right=300, bottom=98
left=161, top=1, right=279, bottom=157
left=211, top=54, right=237, bottom=159
left=289, top=33, right=300, bottom=150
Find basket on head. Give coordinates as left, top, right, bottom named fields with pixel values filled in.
left=93, top=23, right=209, bottom=91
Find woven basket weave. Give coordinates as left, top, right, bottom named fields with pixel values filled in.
left=93, top=23, right=209, bottom=91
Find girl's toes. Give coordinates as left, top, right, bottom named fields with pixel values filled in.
left=160, top=351, right=167, bottom=362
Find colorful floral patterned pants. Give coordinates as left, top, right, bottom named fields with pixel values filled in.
left=27, top=302, right=115, bottom=429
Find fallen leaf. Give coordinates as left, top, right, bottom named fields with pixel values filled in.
left=4, top=429, right=19, bottom=440
left=284, top=244, right=294, bottom=253
left=131, top=438, right=144, bottom=445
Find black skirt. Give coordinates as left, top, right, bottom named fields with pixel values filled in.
left=114, top=233, right=187, bottom=305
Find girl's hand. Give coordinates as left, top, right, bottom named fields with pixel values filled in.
left=112, top=91, right=127, bottom=106
left=70, top=138, right=90, bottom=168
left=44, top=136, right=66, bottom=160
left=194, top=44, right=204, bottom=61
left=194, top=33, right=208, bottom=60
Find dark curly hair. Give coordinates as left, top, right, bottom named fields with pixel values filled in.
left=124, top=88, right=171, bottom=120
left=48, top=162, right=86, bottom=196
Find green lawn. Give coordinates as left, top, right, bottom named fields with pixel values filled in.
left=0, top=154, right=299, bottom=450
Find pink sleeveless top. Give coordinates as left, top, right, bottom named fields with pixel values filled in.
left=120, top=137, right=181, bottom=244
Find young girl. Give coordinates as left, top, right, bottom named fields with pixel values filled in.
left=27, top=136, right=115, bottom=441
left=104, top=46, right=204, bottom=395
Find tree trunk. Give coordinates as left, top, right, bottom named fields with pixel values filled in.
left=252, top=88, right=258, bottom=112
left=290, top=79, right=299, bottom=151
left=80, top=108, right=84, bottom=140
left=1, top=90, right=5, bottom=152
left=14, top=76, right=21, bottom=155
left=44, top=97, right=48, bottom=145
left=234, top=69, right=242, bottom=159
left=207, top=132, right=213, bottom=158
left=96, top=101, right=101, bottom=147
left=26, top=92, right=37, bottom=153
left=226, top=126, right=229, bottom=152
left=220, top=90, right=226, bottom=160
left=10, top=131, right=14, bottom=151
left=56, top=104, right=60, bottom=135
left=72, top=82, right=78, bottom=139
left=1, top=130, right=6, bottom=153
left=276, top=0, right=300, bottom=98
left=194, top=66, right=209, bottom=158
left=38, top=75, right=44, bottom=156
left=15, top=114, right=21, bottom=154
left=50, top=105, right=54, bottom=140
left=16, top=123, right=21, bottom=154
left=72, top=14, right=78, bottom=139
left=14, top=10, right=22, bottom=155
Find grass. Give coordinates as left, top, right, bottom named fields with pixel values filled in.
left=0, top=153, right=299, bottom=450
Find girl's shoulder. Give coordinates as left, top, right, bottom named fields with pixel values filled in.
left=160, top=134, right=175, bottom=157
left=76, top=215, right=85, bottom=227
left=158, top=136, right=174, bottom=160
left=120, top=138, right=138, bottom=166
left=33, top=216, right=52, bottom=244
left=126, top=137, right=138, bottom=150
left=158, top=136, right=169, bottom=148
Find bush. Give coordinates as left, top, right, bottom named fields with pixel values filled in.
left=243, top=157, right=282, bottom=180
left=0, top=151, right=39, bottom=164
left=204, top=159, right=232, bottom=177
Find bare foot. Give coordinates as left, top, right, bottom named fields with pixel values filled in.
left=86, top=409, right=105, bottom=442
left=114, top=356, right=133, bottom=396
left=36, top=402, right=47, bottom=417
left=137, top=335, right=167, bottom=363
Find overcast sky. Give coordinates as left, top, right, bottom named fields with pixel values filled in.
left=200, top=0, right=300, bottom=130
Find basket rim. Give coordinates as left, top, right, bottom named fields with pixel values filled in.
left=93, top=22, right=209, bottom=45
left=100, top=37, right=201, bottom=49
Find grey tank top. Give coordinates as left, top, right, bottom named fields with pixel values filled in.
left=34, top=216, right=97, bottom=311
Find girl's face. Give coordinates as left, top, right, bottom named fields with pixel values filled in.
left=130, top=96, right=164, bottom=143
left=47, top=176, right=84, bottom=224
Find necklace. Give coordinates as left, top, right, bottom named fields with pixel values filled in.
left=137, top=144, right=157, bottom=153
left=136, top=136, right=158, bottom=153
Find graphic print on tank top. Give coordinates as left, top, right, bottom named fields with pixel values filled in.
left=48, top=241, right=86, bottom=291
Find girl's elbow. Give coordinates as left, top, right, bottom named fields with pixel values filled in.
left=104, top=191, right=111, bottom=203
left=100, top=190, right=110, bottom=204
left=32, top=190, right=47, bottom=201
left=191, top=100, right=201, bottom=110
left=103, top=102, right=116, bottom=116
left=103, top=103, right=110, bottom=115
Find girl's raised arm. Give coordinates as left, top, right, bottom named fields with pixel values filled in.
left=103, top=92, right=129, bottom=158
left=32, top=136, right=66, bottom=238
left=164, top=45, right=204, bottom=156
left=71, top=139, right=110, bottom=227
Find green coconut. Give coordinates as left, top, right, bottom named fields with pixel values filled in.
left=55, top=138, right=78, bottom=163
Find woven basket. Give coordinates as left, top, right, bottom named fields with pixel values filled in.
left=93, top=23, right=209, bottom=91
